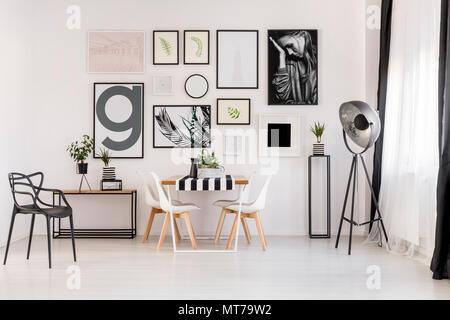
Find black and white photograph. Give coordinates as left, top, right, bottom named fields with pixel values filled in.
left=153, top=105, right=211, bottom=148
left=268, top=29, right=318, bottom=105
left=93, top=82, right=144, bottom=158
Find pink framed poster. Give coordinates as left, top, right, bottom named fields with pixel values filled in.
left=88, top=31, right=145, bottom=73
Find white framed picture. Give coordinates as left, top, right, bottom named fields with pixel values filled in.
left=94, top=83, right=144, bottom=158
left=153, top=30, right=179, bottom=65
left=216, top=30, right=259, bottom=89
left=184, top=30, right=209, bottom=64
left=87, top=30, right=145, bottom=73
left=153, top=75, right=173, bottom=95
left=259, top=113, right=301, bottom=157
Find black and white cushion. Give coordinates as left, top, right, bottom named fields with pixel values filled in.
left=176, top=175, right=235, bottom=191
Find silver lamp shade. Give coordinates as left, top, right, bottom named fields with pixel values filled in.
left=339, top=101, right=381, bottom=149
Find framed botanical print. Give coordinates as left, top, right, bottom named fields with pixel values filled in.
left=87, top=30, right=145, bottom=73
left=184, top=30, right=209, bottom=64
left=153, top=105, right=211, bottom=148
left=153, top=30, right=179, bottom=65
left=153, top=75, right=173, bottom=95
left=259, top=113, right=301, bottom=157
left=268, top=29, right=318, bottom=105
left=217, top=98, right=251, bottom=125
left=216, top=30, right=259, bottom=89
left=94, top=83, right=144, bottom=158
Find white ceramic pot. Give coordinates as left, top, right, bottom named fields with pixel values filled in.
left=102, top=166, right=116, bottom=180
left=313, top=143, right=325, bottom=155
left=197, top=167, right=225, bottom=179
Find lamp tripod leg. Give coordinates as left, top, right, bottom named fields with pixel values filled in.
left=359, top=155, right=389, bottom=249
left=335, top=155, right=356, bottom=249
left=348, top=156, right=358, bottom=255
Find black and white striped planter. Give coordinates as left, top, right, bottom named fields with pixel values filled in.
left=313, top=143, right=325, bottom=155
left=102, top=166, right=116, bottom=180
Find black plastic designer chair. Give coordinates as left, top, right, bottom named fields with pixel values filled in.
left=3, top=172, right=76, bottom=268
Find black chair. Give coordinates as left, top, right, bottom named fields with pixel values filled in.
left=3, top=172, right=76, bottom=268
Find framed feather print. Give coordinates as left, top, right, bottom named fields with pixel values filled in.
left=94, top=83, right=144, bottom=158
left=153, top=105, right=211, bottom=148
left=184, top=30, right=209, bottom=64
left=153, top=30, right=179, bottom=65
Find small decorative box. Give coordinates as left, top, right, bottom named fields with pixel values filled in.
left=101, top=179, right=122, bottom=191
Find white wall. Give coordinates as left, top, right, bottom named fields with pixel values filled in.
left=4, top=0, right=371, bottom=239
left=0, top=1, right=34, bottom=245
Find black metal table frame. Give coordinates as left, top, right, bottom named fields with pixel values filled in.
left=52, top=190, right=137, bottom=239
left=308, top=155, right=331, bottom=239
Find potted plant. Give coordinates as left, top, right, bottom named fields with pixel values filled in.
left=310, top=122, right=325, bottom=155
left=197, top=149, right=225, bottom=178
left=96, top=148, right=116, bottom=180
left=67, top=135, right=94, bottom=174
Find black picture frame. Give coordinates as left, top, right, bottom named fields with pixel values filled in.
left=153, top=30, right=179, bottom=65
left=185, top=74, right=209, bottom=99
left=267, top=29, right=318, bottom=105
left=153, top=105, right=211, bottom=148
left=216, top=30, right=259, bottom=89
left=93, top=82, right=144, bottom=159
left=184, top=30, right=210, bottom=65
left=216, top=98, right=251, bottom=125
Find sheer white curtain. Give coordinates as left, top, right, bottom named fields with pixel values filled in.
left=368, top=0, right=440, bottom=260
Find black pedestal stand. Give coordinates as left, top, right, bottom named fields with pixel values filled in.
left=335, top=128, right=389, bottom=255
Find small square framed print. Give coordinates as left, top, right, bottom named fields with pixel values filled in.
left=217, top=98, right=251, bottom=125
left=184, top=30, right=209, bottom=64
left=153, top=30, right=179, bottom=65
left=259, top=113, right=301, bottom=157
left=153, top=75, right=173, bottom=95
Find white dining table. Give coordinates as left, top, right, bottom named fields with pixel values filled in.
left=161, top=175, right=249, bottom=253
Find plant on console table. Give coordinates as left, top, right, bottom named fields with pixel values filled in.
left=96, top=148, right=116, bottom=181
left=67, top=134, right=94, bottom=190
left=197, top=149, right=224, bottom=178
left=310, top=122, right=325, bottom=155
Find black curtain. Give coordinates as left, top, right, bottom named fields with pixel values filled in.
left=431, top=0, right=450, bottom=280
left=370, top=0, right=393, bottom=230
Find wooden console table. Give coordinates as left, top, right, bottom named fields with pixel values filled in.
left=52, top=189, right=137, bottom=239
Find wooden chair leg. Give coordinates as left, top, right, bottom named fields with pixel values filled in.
left=241, top=217, right=251, bottom=244
left=156, top=213, right=170, bottom=250
left=254, top=212, right=267, bottom=251
left=226, top=214, right=240, bottom=250
left=214, top=208, right=227, bottom=243
left=183, top=213, right=198, bottom=250
left=142, top=208, right=156, bottom=243
left=173, top=217, right=181, bottom=243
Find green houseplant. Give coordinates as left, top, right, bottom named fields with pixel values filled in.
left=67, top=135, right=94, bottom=174
left=96, top=148, right=116, bottom=180
left=196, top=149, right=224, bottom=178
left=310, top=122, right=325, bottom=155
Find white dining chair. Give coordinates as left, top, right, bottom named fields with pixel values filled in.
left=149, top=172, right=200, bottom=250
left=212, top=177, right=253, bottom=244
left=222, top=175, right=272, bottom=250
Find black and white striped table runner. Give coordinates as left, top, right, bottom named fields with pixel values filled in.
left=176, top=175, right=235, bottom=191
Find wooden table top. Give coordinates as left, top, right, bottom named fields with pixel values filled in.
left=57, top=189, right=136, bottom=195
left=162, top=175, right=249, bottom=185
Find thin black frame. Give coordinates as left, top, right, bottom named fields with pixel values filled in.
left=267, top=29, right=319, bottom=105
left=93, top=82, right=144, bottom=159
left=153, top=105, right=212, bottom=148
left=216, top=30, right=259, bottom=89
left=153, top=30, right=179, bottom=65
left=185, top=74, right=209, bottom=99
left=184, top=30, right=210, bottom=65
left=216, top=98, right=251, bottom=125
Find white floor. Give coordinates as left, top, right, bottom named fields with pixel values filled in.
left=0, top=235, right=449, bottom=300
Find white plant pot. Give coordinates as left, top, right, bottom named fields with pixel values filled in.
left=197, top=168, right=225, bottom=179
left=102, top=166, right=116, bottom=180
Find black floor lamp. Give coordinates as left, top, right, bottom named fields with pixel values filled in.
left=335, top=101, right=389, bottom=255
